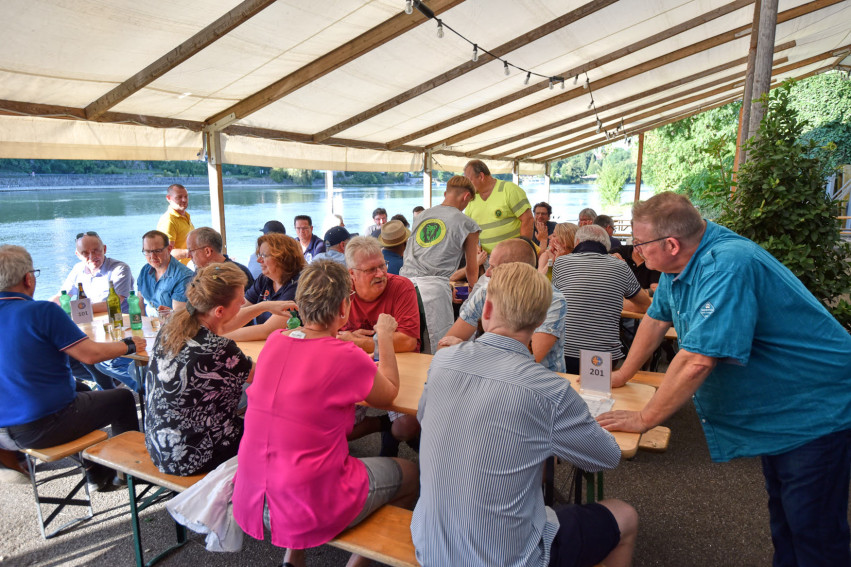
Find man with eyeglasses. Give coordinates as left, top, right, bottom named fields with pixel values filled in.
left=137, top=230, right=193, bottom=316
left=340, top=236, right=421, bottom=455
left=50, top=232, right=133, bottom=313
left=186, top=227, right=254, bottom=289
left=293, top=215, right=325, bottom=263
left=597, top=191, right=851, bottom=566
left=156, top=183, right=194, bottom=266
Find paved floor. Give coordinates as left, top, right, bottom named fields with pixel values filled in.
left=2, top=398, right=837, bottom=566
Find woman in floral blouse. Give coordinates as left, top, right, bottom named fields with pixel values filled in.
left=144, top=262, right=254, bottom=476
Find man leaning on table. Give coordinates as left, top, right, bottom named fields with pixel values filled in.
left=597, top=192, right=851, bottom=566
left=0, top=245, right=144, bottom=491
left=413, top=261, right=637, bottom=567
left=137, top=230, right=194, bottom=317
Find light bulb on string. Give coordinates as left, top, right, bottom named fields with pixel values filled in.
left=560, top=79, right=565, bottom=90
left=472, top=44, right=478, bottom=62
left=583, top=79, right=588, bottom=90
left=588, top=99, right=594, bottom=109
left=524, top=72, right=531, bottom=85
left=436, top=21, right=444, bottom=38
left=574, top=75, right=579, bottom=85
left=504, top=61, right=510, bottom=76
left=549, top=78, right=554, bottom=90
left=405, top=0, right=413, bottom=15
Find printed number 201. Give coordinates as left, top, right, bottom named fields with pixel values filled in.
left=589, top=368, right=604, bottom=376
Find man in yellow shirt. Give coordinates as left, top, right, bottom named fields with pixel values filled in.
left=463, top=160, right=533, bottom=253
left=156, top=184, right=194, bottom=265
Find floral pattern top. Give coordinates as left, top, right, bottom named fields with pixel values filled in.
left=144, top=326, right=252, bottom=476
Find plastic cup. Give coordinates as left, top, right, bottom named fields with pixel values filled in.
left=455, top=285, right=469, bottom=301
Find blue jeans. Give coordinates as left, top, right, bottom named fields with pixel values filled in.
left=70, top=358, right=138, bottom=391
left=762, top=429, right=851, bottom=567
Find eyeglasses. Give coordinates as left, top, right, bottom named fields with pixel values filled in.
left=76, top=231, right=99, bottom=240
left=187, top=247, right=207, bottom=255
left=28, top=269, right=40, bottom=278
left=142, top=247, right=167, bottom=256
left=353, top=262, right=389, bottom=275
left=256, top=253, right=274, bottom=260
left=633, top=236, right=671, bottom=249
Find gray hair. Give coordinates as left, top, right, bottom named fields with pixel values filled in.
left=345, top=236, right=383, bottom=268
left=189, top=227, right=223, bottom=253
left=632, top=191, right=705, bottom=244
left=578, top=208, right=598, bottom=221
left=593, top=215, right=614, bottom=230
left=575, top=225, right=611, bottom=251
left=0, top=245, right=33, bottom=291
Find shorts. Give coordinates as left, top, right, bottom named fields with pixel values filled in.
left=347, top=457, right=403, bottom=528
left=549, top=503, right=620, bottom=567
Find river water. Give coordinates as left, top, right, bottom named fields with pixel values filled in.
left=0, top=182, right=653, bottom=300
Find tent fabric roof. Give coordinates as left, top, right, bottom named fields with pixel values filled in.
left=1, top=0, right=849, bottom=172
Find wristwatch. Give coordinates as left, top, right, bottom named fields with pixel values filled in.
left=121, top=336, right=137, bottom=355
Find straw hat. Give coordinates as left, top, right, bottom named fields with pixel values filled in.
left=378, top=220, right=410, bottom=247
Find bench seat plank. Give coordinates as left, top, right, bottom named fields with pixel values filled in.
left=24, top=430, right=108, bottom=462
left=330, top=505, right=418, bottom=567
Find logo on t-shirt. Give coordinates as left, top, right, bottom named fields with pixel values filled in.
left=699, top=302, right=715, bottom=318
left=495, top=209, right=503, bottom=218
left=416, top=219, right=447, bottom=248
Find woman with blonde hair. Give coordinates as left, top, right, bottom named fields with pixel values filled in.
left=144, top=262, right=253, bottom=476
left=538, top=222, right=579, bottom=279
left=233, top=260, right=418, bottom=567
left=244, top=232, right=305, bottom=324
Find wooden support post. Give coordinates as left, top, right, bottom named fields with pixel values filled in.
left=737, top=0, right=762, bottom=169
left=747, top=0, right=779, bottom=142
left=544, top=162, right=551, bottom=204
left=513, top=161, right=520, bottom=185
left=732, top=104, right=745, bottom=192
left=423, top=152, right=433, bottom=208
left=325, top=170, right=334, bottom=214
left=634, top=133, right=644, bottom=204
left=205, top=131, right=226, bottom=252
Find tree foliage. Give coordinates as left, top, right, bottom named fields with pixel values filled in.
left=714, top=80, right=851, bottom=329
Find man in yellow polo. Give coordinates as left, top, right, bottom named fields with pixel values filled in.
left=156, top=183, right=194, bottom=265
left=463, top=160, right=533, bottom=253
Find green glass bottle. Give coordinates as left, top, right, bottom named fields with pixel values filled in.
left=128, top=291, right=143, bottom=331
left=59, top=290, right=72, bottom=316
left=107, top=281, right=123, bottom=329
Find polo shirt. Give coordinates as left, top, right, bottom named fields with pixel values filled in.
left=157, top=208, right=194, bottom=265
left=300, top=234, right=326, bottom=262
left=244, top=273, right=299, bottom=324
left=411, top=333, right=620, bottom=567
left=649, top=221, right=851, bottom=461
left=0, top=293, right=85, bottom=426
left=341, top=274, right=420, bottom=350
left=459, top=280, right=567, bottom=372
left=464, top=180, right=531, bottom=253
left=137, top=258, right=194, bottom=316
left=61, top=257, right=134, bottom=311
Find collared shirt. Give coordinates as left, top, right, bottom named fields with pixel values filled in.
left=0, top=292, right=84, bottom=426
left=459, top=280, right=567, bottom=372
left=311, top=249, right=346, bottom=266
left=137, top=258, right=194, bottom=316
left=649, top=221, right=851, bottom=461
left=60, top=257, right=134, bottom=311
left=464, top=180, right=531, bottom=253
left=300, top=234, right=326, bottom=263
left=157, top=208, right=194, bottom=265
left=412, top=333, right=620, bottom=567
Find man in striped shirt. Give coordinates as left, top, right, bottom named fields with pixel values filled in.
left=413, top=262, right=637, bottom=567
left=463, top=159, right=533, bottom=253
left=552, top=224, right=651, bottom=374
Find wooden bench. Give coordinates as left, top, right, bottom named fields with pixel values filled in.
left=639, top=426, right=672, bottom=452
left=23, top=429, right=108, bottom=539
left=330, top=505, right=418, bottom=567
left=84, top=431, right=206, bottom=567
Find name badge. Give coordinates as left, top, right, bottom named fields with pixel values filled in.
left=579, top=349, right=611, bottom=399
left=71, top=297, right=94, bottom=324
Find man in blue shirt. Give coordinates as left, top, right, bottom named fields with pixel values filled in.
left=599, top=192, right=851, bottom=566
left=413, top=261, right=636, bottom=567
left=0, top=245, right=143, bottom=491
left=137, top=230, right=194, bottom=317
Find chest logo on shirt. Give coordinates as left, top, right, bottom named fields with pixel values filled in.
left=416, top=219, right=447, bottom=248
left=494, top=209, right=503, bottom=218
left=699, top=302, right=715, bottom=318
left=262, top=290, right=270, bottom=301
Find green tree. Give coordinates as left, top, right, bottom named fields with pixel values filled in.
left=715, top=80, right=851, bottom=329
left=596, top=159, right=629, bottom=207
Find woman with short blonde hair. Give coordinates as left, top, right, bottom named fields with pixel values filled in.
left=145, top=262, right=253, bottom=476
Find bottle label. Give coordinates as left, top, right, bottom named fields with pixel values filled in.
left=130, top=313, right=143, bottom=329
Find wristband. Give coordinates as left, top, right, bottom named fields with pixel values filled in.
left=122, top=336, right=137, bottom=355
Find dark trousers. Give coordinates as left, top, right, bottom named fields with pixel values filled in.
left=0, top=390, right=138, bottom=481
left=762, top=428, right=851, bottom=567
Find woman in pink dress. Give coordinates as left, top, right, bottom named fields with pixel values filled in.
left=232, top=260, right=418, bottom=567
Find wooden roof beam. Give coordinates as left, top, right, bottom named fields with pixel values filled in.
left=393, top=0, right=841, bottom=150
left=204, top=0, right=466, bottom=128
left=84, top=0, right=277, bottom=120
left=310, top=0, right=618, bottom=142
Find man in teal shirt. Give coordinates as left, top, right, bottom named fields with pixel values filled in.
left=598, top=192, right=851, bottom=566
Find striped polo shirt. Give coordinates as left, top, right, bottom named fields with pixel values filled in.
left=552, top=251, right=642, bottom=359
left=411, top=333, right=621, bottom=566
left=464, top=179, right=530, bottom=253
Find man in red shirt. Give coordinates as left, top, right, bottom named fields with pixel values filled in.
left=338, top=236, right=420, bottom=454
